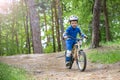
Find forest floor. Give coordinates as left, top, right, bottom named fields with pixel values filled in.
left=0, top=50, right=120, bottom=80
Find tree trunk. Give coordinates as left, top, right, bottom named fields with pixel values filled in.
left=91, top=0, right=101, bottom=48
left=43, top=11, right=50, bottom=45
left=26, top=0, right=42, bottom=53
left=51, top=3, right=56, bottom=52
left=54, top=0, right=61, bottom=51
left=103, top=0, right=111, bottom=41
left=0, top=23, right=1, bottom=55
left=15, top=31, right=19, bottom=53
left=57, top=0, right=65, bottom=50
left=25, top=15, right=31, bottom=53
left=22, top=0, right=31, bottom=53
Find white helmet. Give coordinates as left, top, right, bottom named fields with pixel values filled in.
left=69, top=15, right=78, bottom=21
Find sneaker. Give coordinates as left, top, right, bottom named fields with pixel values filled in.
left=66, top=62, right=70, bottom=67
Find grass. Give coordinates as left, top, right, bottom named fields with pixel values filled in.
left=0, top=62, right=34, bottom=80
left=88, top=50, right=120, bottom=64
left=87, top=40, right=120, bottom=64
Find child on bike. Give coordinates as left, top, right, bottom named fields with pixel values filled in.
left=63, top=15, right=87, bottom=67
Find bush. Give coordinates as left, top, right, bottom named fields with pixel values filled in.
left=43, top=43, right=53, bottom=53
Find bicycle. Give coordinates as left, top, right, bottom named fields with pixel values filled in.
left=65, top=37, right=87, bottom=72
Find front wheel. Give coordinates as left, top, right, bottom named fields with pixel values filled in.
left=76, top=50, right=87, bottom=71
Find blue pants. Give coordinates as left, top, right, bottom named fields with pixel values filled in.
left=65, top=40, right=76, bottom=62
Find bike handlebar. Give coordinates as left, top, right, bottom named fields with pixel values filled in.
left=67, top=35, right=87, bottom=41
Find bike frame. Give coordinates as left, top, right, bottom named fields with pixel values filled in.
left=72, top=38, right=83, bottom=60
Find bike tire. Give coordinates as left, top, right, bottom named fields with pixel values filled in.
left=65, top=51, right=74, bottom=69
left=68, top=55, right=74, bottom=69
left=76, top=50, right=87, bottom=71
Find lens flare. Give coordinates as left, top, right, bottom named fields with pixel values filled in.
left=0, top=0, right=11, bottom=14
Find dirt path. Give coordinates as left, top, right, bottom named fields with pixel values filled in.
left=0, top=52, right=120, bottom=80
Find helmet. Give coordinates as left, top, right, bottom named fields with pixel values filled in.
left=69, top=15, right=78, bottom=21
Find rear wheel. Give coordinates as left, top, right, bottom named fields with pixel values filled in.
left=65, top=51, right=74, bottom=69
left=68, top=55, right=74, bottom=69
left=76, top=50, right=87, bottom=71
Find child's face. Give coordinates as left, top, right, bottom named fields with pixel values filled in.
left=70, top=21, right=78, bottom=28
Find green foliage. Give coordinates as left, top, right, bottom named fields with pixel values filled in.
left=107, top=0, right=120, bottom=40
left=62, top=0, right=93, bottom=43
left=63, top=0, right=120, bottom=43
left=0, top=1, right=32, bottom=55
left=0, top=0, right=120, bottom=54
left=0, top=62, right=32, bottom=80
left=43, top=43, right=53, bottom=53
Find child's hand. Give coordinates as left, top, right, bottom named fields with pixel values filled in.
left=63, top=35, right=68, bottom=40
left=64, top=36, right=68, bottom=39
left=84, top=35, right=88, bottom=39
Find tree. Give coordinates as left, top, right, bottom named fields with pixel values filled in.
left=43, top=10, right=50, bottom=46
left=0, top=20, right=1, bottom=55
left=51, top=3, right=56, bottom=52
left=20, top=0, right=31, bottom=53
left=103, top=0, right=111, bottom=41
left=91, top=0, right=101, bottom=48
left=26, top=0, right=42, bottom=53
left=0, top=0, right=120, bottom=55
left=57, top=0, right=65, bottom=50
left=53, top=0, right=61, bottom=51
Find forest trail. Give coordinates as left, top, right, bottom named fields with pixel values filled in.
left=0, top=51, right=120, bottom=80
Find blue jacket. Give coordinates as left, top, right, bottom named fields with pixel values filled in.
left=65, top=25, right=84, bottom=41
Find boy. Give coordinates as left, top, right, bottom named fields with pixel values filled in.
left=63, top=15, right=87, bottom=67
